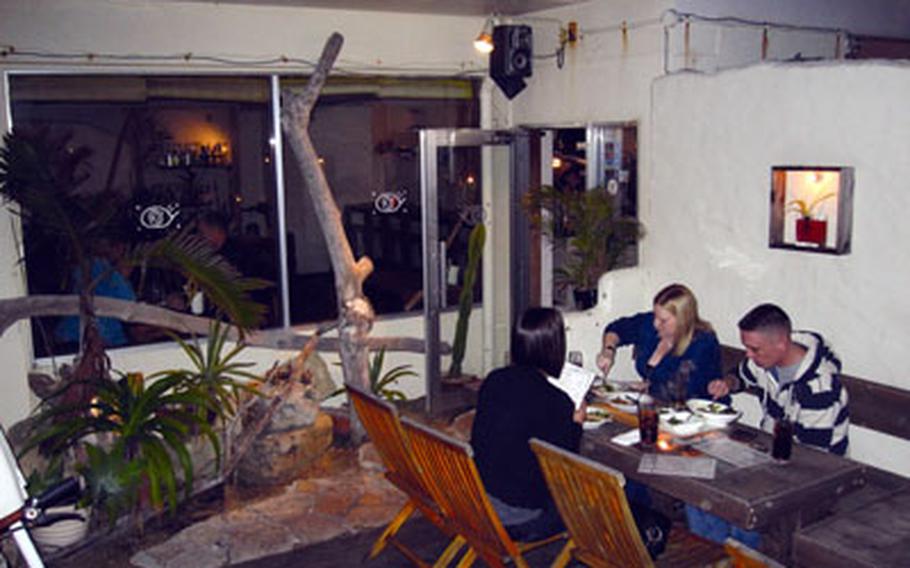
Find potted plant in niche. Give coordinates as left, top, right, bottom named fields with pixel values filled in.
left=789, top=192, right=834, bottom=246
left=524, top=186, right=642, bottom=310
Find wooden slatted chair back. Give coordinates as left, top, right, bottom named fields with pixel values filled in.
left=347, top=385, right=469, bottom=566
left=529, top=438, right=655, bottom=568
left=347, top=385, right=433, bottom=505
left=399, top=415, right=528, bottom=568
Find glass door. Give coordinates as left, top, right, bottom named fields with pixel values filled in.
left=419, top=128, right=531, bottom=415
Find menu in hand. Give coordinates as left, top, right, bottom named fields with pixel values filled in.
left=549, top=363, right=598, bottom=409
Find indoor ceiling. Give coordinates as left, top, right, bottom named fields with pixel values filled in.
left=171, top=0, right=588, bottom=16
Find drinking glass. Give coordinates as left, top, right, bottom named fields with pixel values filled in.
left=638, top=394, right=658, bottom=448
left=772, top=417, right=794, bottom=461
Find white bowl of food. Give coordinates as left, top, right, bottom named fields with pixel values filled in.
left=584, top=406, right=612, bottom=430
left=604, top=392, right=641, bottom=414
left=659, top=409, right=704, bottom=437
left=686, top=399, right=741, bottom=426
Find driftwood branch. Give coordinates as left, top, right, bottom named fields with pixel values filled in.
left=245, top=328, right=451, bottom=355
left=0, top=295, right=213, bottom=339
left=0, top=295, right=446, bottom=354
left=281, top=33, right=375, bottom=417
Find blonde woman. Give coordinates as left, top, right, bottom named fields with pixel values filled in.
left=596, top=283, right=723, bottom=402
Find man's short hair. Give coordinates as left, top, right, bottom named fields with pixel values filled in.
left=738, top=303, right=792, bottom=335
left=511, top=307, right=566, bottom=378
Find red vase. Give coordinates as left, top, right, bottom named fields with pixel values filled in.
left=795, top=218, right=827, bottom=246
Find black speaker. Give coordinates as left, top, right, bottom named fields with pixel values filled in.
left=490, top=24, right=533, bottom=99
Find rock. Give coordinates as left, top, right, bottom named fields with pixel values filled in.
left=236, top=412, right=333, bottom=486
left=300, top=352, right=336, bottom=402
left=133, top=456, right=405, bottom=567
left=131, top=518, right=231, bottom=568
left=247, top=381, right=320, bottom=434
left=357, top=442, right=384, bottom=472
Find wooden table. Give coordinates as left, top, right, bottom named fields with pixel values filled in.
left=793, top=486, right=910, bottom=567
left=582, top=418, right=867, bottom=561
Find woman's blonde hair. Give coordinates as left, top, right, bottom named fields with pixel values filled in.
left=653, top=283, right=712, bottom=355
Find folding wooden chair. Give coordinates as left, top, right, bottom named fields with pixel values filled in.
left=347, top=385, right=464, bottom=566
left=531, top=438, right=730, bottom=568
left=530, top=437, right=655, bottom=568
left=400, top=416, right=565, bottom=568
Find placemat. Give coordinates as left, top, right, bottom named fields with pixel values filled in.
left=638, top=453, right=717, bottom=479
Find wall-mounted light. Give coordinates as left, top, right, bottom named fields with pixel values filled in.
left=474, top=17, right=495, bottom=54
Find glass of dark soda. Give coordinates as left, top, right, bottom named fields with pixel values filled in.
left=772, top=417, right=794, bottom=461
left=638, top=394, right=659, bottom=449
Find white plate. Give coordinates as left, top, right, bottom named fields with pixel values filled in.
left=659, top=409, right=705, bottom=437
left=686, top=398, right=741, bottom=426
left=605, top=379, right=648, bottom=392
left=583, top=407, right=612, bottom=430
left=604, top=391, right=641, bottom=414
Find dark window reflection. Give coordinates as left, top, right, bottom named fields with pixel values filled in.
left=10, top=75, right=480, bottom=357
left=282, top=89, right=479, bottom=324
left=11, top=75, right=280, bottom=357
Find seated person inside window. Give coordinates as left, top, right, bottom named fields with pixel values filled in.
left=55, top=233, right=137, bottom=349
left=470, top=307, right=586, bottom=542
left=197, top=209, right=243, bottom=270
left=195, top=209, right=274, bottom=322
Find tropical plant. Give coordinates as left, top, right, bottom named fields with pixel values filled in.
left=524, top=185, right=642, bottom=292
left=164, top=320, right=263, bottom=422
left=788, top=192, right=834, bottom=219
left=24, top=454, right=67, bottom=497
left=448, top=223, right=485, bottom=378
left=366, top=347, right=417, bottom=401
left=23, top=371, right=220, bottom=519
left=332, top=346, right=418, bottom=401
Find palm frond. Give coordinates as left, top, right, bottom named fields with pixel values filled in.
left=136, top=230, right=269, bottom=331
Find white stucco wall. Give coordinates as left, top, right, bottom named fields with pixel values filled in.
left=676, top=0, right=910, bottom=38
left=646, top=60, right=910, bottom=475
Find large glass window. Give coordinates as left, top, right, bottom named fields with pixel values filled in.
left=8, top=74, right=478, bottom=357
left=280, top=78, right=479, bottom=323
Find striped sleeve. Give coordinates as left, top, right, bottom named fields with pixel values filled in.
left=793, top=373, right=850, bottom=455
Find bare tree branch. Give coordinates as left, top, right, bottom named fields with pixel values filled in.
left=0, top=295, right=447, bottom=354
left=280, top=33, right=375, bottom=418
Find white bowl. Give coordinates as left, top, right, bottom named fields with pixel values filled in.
left=583, top=407, right=612, bottom=430
left=686, top=398, right=741, bottom=426
left=659, top=410, right=704, bottom=437
left=603, top=392, right=640, bottom=414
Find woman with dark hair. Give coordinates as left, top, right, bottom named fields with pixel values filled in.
left=470, top=307, right=585, bottom=541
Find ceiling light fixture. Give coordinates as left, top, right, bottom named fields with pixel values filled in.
left=473, top=16, right=496, bottom=54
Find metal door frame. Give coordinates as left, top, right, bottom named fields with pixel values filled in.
left=419, top=128, right=530, bottom=415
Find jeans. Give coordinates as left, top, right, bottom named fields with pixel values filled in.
left=488, top=494, right=565, bottom=542
left=685, top=504, right=761, bottom=548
